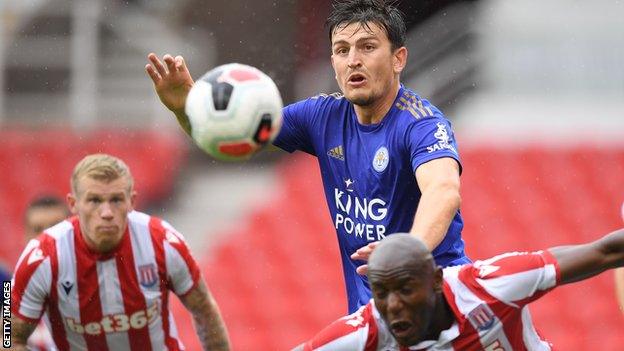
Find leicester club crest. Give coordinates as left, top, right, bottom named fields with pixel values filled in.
left=138, top=263, right=158, bottom=288
left=372, top=146, right=389, bottom=173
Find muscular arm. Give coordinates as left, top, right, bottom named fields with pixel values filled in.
left=179, top=280, right=230, bottom=351
left=549, top=228, right=624, bottom=285
left=10, top=314, right=38, bottom=350
left=412, top=157, right=461, bottom=250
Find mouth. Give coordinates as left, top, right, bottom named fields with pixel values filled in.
left=347, top=73, right=367, bottom=87
left=390, top=320, right=414, bottom=339
left=97, top=225, right=118, bottom=234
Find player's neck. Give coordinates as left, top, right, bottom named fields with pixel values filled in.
left=424, top=293, right=455, bottom=340
left=353, top=81, right=400, bottom=125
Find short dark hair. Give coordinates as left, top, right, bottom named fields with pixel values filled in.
left=326, top=0, right=407, bottom=51
left=25, top=195, right=68, bottom=220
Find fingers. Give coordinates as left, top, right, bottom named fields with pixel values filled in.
left=350, top=241, right=379, bottom=260
left=147, top=52, right=168, bottom=78
left=145, top=64, right=161, bottom=83
left=163, top=54, right=176, bottom=73
left=174, top=55, right=187, bottom=72
left=356, top=264, right=368, bottom=275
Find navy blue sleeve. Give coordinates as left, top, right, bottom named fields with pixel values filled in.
left=406, top=117, right=462, bottom=174
left=272, top=99, right=316, bottom=155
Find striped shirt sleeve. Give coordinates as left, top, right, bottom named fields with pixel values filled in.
left=11, top=240, right=52, bottom=323
left=161, top=221, right=201, bottom=296
left=302, top=303, right=377, bottom=351
left=465, top=250, right=560, bottom=307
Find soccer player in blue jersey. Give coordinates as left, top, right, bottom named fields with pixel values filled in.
left=145, top=0, right=470, bottom=313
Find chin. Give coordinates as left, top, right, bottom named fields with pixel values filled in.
left=346, top=93, right=374, bottom=107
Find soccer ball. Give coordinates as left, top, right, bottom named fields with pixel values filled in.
left=185, top=63, right=283, bottom=161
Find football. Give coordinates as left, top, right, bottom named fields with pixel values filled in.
left=185, top=63, right=283, bottom=161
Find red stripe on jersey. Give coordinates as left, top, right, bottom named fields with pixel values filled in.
left=305, top=302, right=375, bottom=349
left=73, top=220, right=108, bottom=350
left=364, top=305, right=378, bottom=351
left=44, top=234, right=70, bottom=350
left=459, top=265, right=527, bottom=351
left=115, top=226, right=152, bottom=351
left=149, top=217, right=179, bottom=350
left=443, top=279, right=485, bottom=351
left=11, top=242, right=47, bottom=323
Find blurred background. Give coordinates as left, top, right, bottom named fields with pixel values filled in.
left=1, top=0, right=623, bottom=349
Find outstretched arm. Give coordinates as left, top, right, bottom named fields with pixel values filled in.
left=179, top=280, right=230, bottom=351
left=616, top=268, right=624, bottom=314
left=145, top=53, right=195, bottom=136
left=549, top=228, right=624, bottom=285
left=10, top=314, right=38, bottom=350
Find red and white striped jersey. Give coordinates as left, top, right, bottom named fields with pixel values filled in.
left=302, top=250, right=561, bottom=351
left=11, top=211, right=201, bottom=351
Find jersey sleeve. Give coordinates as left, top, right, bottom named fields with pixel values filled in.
left=406, top=117, right=462, bottom=174
left=161, top=221, right=202, bottom=297
left=461, top=250, right=561, bottom=307
left=272, top=99, right=316, bottom=155
left=11, top=239, right=52, bottom=323
left=301, top=303, right=376, bottom=351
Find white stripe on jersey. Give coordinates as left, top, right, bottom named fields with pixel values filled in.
left=49, top=221, right=86, bottom=351
left=165, top=241, right=194, bottom=296
left=97, top=259, right=131, bottom=350
left=521, top=308, right=552, bottom=350
left=19, top=258, right=51, bottom=319
left=128, top=211, right=168, bottom=350
left=444, top=267, right=515, bottom=350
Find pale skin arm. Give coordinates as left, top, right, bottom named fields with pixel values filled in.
left=145, top=53, right=195, bottom=136
left=9, top=314, right=37, bottom=351
left=616, top=268, right=624, bottom=314
left=178, top=280, right=231, bottom=351
left=352, top=157, right=461, bottom=274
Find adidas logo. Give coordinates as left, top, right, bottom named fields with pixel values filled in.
left=327, top=145, right=345, bottom=161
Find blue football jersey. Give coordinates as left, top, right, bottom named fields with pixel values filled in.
left=273, top=86, right=469, bottom=313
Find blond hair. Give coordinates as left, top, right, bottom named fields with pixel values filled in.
left=71, top=154, right=134, bottom=195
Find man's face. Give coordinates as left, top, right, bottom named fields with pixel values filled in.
left=370, top=268, right=439, bottom=346
left=25, top=206, right=68, bottom=241
left=330, top=21, right=404, bottom=107
left=68, top=176, right=135, bottom=253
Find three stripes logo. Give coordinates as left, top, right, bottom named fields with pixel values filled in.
left=327, top=145, right=345, bottom=161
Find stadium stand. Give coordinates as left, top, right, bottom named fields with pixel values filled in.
left=170, top=147, right=624, bottom=350
left=0, top=128, right=187, bottom=266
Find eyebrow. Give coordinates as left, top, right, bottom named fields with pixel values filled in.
left=332, top=35, right=381, bottom=47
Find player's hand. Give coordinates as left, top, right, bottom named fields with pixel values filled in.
left=145, top=53, right=194, bottom=114
left=351, top=241, right=380, bottom=275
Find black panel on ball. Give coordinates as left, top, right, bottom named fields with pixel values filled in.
left=253, top=113, right=273, bottom=145
left=199, top=68, right=234, bottom=111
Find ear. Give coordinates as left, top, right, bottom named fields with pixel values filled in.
left=67, top=193, right=78, bottom=215
left=130, top=190, right=137, bottom=211
left=432, top=266, right=444, bottom=293
left=393, top=46, right=408, bottom=74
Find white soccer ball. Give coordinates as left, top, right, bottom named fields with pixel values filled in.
left=185, top=63, right=283, bottom=161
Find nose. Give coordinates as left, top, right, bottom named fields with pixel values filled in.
left=386, top=292, right=404, bottom=313
left=347, top=49, right=362, bottom=68
left=100, top=201, right=114, bottom=219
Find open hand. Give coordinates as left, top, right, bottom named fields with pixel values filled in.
left=145, top=53, right=194, bottom=114
left=351, top=241, right=380, bottom=275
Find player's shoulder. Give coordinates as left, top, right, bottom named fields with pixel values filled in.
left=394, top=87, right=447, bottom=123
left=129, top=210, right=187, bottom=244
left=290, top=91, right=348, bottom=111
left=34, top=219, right=74, bottom=254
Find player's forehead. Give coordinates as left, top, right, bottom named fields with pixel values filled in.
left=331, top=21, right=388, bottom=45
left=369, top=266, right=423, bottom=287
left=76, top=176, right=130, bottom=197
